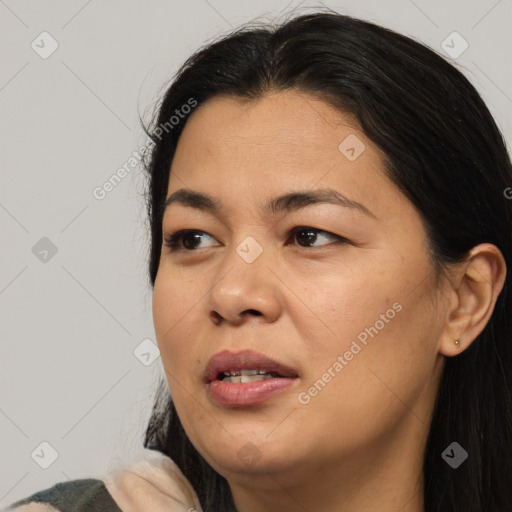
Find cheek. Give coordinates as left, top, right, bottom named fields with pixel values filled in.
left=309, top=280, right=439, bottom=419
left=297, top=266, right=399, bottom=362
left=152, top=272, right=199, bottom=371
left=152, top=277, right=174, bottom=344
left=302, top=260, right=439, bottom=397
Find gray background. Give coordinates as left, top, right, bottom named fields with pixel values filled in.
left=1, top=0, right=511, bottom=506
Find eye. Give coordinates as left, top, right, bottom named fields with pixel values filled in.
left=163, top=230, right=218, bottom=252
left=286, top=226, right=347, bottom=248
left=162, top=226, right=348, bottom=253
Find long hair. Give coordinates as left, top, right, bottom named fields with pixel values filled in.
left=140, top=10, right=512, bottom=511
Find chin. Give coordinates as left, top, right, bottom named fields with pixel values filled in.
left=197, top=431, right=300, bottom=477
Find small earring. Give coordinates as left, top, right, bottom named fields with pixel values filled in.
left=454, top=339, right=461, bottom=347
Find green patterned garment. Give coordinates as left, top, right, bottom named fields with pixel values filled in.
left=5, top=478, right=122, bottom=512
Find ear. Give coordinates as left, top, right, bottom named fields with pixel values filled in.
left=439, top=243, right=507, bottom=357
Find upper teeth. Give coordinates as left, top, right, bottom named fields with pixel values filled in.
left=223, top=369, right=271, bottom=377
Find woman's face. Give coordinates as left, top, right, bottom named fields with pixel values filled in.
left=152, top=90, right=449, bottom=487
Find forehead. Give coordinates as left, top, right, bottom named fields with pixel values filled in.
left=178, top=91, right=360, bottom=158
left=167, top=90, right=405, bottom=223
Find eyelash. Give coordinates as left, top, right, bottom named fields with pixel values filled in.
left=162, top=226, right=349, bottom=252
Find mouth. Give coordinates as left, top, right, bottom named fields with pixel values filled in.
left=217, top=369, right=286, bottom=383
left=204, top=349, right=300, bottom=407
left=204, top=349, right=299, bottom=382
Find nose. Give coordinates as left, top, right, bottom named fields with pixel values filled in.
left=205, top=247, right=282, bottom=326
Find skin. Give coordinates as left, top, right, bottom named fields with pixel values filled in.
left=152, top=90, right=506, bottom=512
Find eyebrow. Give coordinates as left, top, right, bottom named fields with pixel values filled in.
left=163, top=188, right=377, bottom=219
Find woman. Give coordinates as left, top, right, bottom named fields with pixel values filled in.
left=7, top=9, right=511, bottom=512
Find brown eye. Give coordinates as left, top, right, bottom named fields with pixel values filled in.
left=288, top=226, right=347, bottom=248
left=162, top=226, right=348, bottom=253
left=163, top=230, right=217, bottom=251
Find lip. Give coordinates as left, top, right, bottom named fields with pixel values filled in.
left=204, top=349, right=299, bottom=407
left=204, top=349, right=299, bottom=382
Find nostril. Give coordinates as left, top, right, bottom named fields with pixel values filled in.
left=210, top=311, right=223, bottom=324
left=244, top=309, right=262, bottom=316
